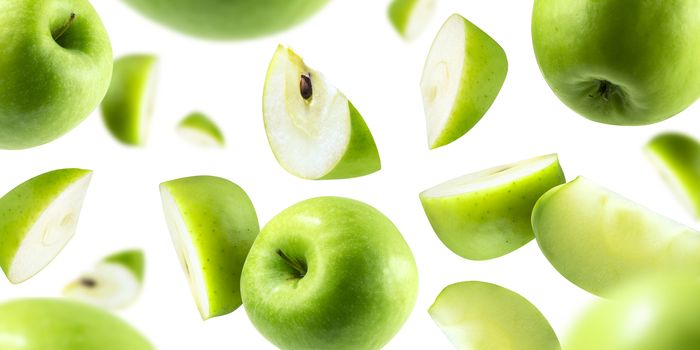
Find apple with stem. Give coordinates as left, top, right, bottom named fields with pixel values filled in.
left=388, top=0, right=436, bottom=41
left=177, top=112, right=225, bottom=148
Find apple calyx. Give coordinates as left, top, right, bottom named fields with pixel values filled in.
left=53, top=13, right=77, bottom=41
left=589, top=80, right=619, bottom=102
left=300, top=73, right=313, bottom=101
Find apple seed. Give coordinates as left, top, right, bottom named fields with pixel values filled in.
left=300, top=73, right=313, bottom=101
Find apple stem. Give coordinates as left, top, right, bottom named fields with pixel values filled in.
left=276, top=249, right=306, bottom=278
left=53, top=13, right=76, bottom=41
left=300, top=73, right=313, bottom=101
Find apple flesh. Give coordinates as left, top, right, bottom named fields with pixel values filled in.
left=532, top=0, right=700, bottom=125
left=388, top=0, right=436, bottom=41
left=421, top=14, right=508, bottom=149
left=421, top=154, right=565, bottom=260
left=0, top=0, right=112, bottom=149
left=263, top=45, right=381, bottom=180
left=177, top=112, right=225, bottom=148
left=160, top=176, right=259, bottom=319
left=240, top=197, right=418, bottom=350
left=532, top=177, right=700, bottom=296
left=430, top=281, right=560, bottom=350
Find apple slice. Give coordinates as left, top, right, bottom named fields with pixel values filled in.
left=263, top=45, right=381, bottom=180
left=421, top=14, right=508, bottom=149
left=177, top=112, right=225, bottom=148
left=388, top=0, right=436, bottom=41
left=160, top=176, right=259, bottom=319
left=430, top=281, right=560, bottom=350
left=101, top=54, right=158, bottom=146
left=0, top=169, right=92, bottom=284
left=420, top=154, right=565, bottom=260
left=646, top=132, right=700, bottom=219
left=63, top=249, right=144, bottom=309
left=533, top=177, right=700, bottom=296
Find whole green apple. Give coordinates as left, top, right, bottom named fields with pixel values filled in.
left=240, top=197, right=418, bottom=350
left=532, top=0, right=700, bottom=125
left=122, top=0, right=331, bottom=39
left=0, top=0, right=112, bottom=149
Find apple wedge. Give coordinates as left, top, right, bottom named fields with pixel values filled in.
left=160, top=176, right=259, bottom=319
left=421, top=14, right=508, bottom=149
left=646, top=132, right=700, bottom=219
left=177, top=112, right=225, bottom=148
left=263, top=45, right=381, bottom=180
left=420, top=154, right=565, bottom=260
left=0, top=169, right=92, bottom=284
left=430, top=281, right=560, bottom=350
left=63, top=249, right=144, bottom=309
left=388, top=0, right=436, bottom=41
left=101, top=54, right=158, bottom=146
left=533, top=177, right=700, bottom=296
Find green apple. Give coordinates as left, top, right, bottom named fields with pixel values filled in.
left=177, top=112, right=225, bottom=148
left=0, top=169, right=92, bottom=284
left=63, top=249, right=145, bottom=309
left=532, top=0, right=700, bottom=125
left=160, top=176, right=259, bottom=319
left=0, top=0, right=112, bottom=149
left=646, top=132, right=700, bottom=219
left=0, top=298, right=154, bottom=350
left=430, top=281, right=560, bottom=350
left=263, top=45, right=381, bottom=180
left=421, top=14, right=508, bottom=149
left=567, top=273, right=700, bottom=350
left=532, top=176, right=700, bottom=296
left=121, top=0, right=330, bottom=39
left=388, top=0, right=436, bottom=41
left=101, top=54, right=158, bottom=146
left=240, top=197, right=418, bottom=350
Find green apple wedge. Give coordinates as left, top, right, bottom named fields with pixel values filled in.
left=420, top=154, right=565, bottom=260
left=532, top=0, right=700, bottom=125
left=0, top=169, right=92, bottom=284
left=177, top=112, right=225, bottom=148
left=101, top=54, right=158, bottom=146
left=241, top=197, right=418, bottom=350
left=160, top=176, right=259, bottom=319
left=0, top=0, right=112, bottom=149
left=63, top=249, right=145, bottom=309
left=421, top=14, right=508, bottom=149
left=532, top=176, right=700, bottom=296
left=646, top=132, right=700, bottom=219
left=263, top=45, right=380, bottom=180
left=430, top=281, right=561, bottom=350
left=0, top=298, right=154, bottom=350
left=388, top=0, right=436, bottom=41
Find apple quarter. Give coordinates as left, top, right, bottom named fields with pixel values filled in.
left=177, top=112, right=225, bottom=147
left=388, top=0, right=436, bottom=40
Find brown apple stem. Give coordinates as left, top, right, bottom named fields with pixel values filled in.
left=53, top=13, right=76, bottom=41
left=300, top=73, right=313, bottom=101
left=277, top=249, right=307, bottom=278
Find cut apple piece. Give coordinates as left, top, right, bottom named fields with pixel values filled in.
left=430, top=281, right=560, bottom=350
left=160, top=176, right=259, bottom=319
left=388, top=0, right=436, bottom=41
left=63, top=249, right=144, bottom=309
left=420, top=154, right=565, bottom=260
left=177, top=112, right=225, bottom=148
left=0, top=169, right=92, bottom=284
left=533, top=177, right=700, bottom=296
left=263, top=45, right=381, bottom=180
left=646, top=132, right=700, bottom=219
left=421, top=14, right=508, bottom=149
left=101, top=54, right=158, bottom=146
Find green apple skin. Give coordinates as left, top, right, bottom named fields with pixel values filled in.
left=420, top=155, right=565, bottom=260
left=430, top=281, right=560, bottom=350
left=240, top=197, right=418, bottom=350
left=177, top=112, right=225, bottom=147
left=388, top=0, right=434, bottom=40
left=101, top=54, right=158, bottom=146
left=532, top=176, right=700, bottom=297
left=532, top=0, right=700, bottom=125
left=568, top=273, right=700, bottom=350
left=121, top=0, right=330, bottom=40
left=0, top=0, right=112, bottom=149
left=646, top=132, right=700, bottom=219
left=0, top=298, right=154, bottom=350
left=103, top=249, right=145, bottom=282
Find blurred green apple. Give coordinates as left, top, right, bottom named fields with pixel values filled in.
left=241, top=197, right=418, bottom=350
left=532, top=0, right=700, bottom=125
left=177, top=112, right=225, bottom=148
left=0, top=0, right=112, bottom=149
left=388, top=0, right=436, bottom=41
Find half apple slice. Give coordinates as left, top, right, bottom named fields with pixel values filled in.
left=388, top=0, right=436, bottom=41
left=177, top=112, right=225, bottom=148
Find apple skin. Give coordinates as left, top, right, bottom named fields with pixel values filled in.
left=240, top=197, right=418, bottom=350
left=0, top=0, right=112, bottom=149
left=177, top=112, right=225, bottom=147
left=0, top=298, right=154, bottom=350
left=532, top=0, right=700, bottom=125
left=122, top=0, right=330, bottom=39
left=103, top=249, right=145, bottom=282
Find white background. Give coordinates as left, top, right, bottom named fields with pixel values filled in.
left=2, top=0, right=700, bottom=349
